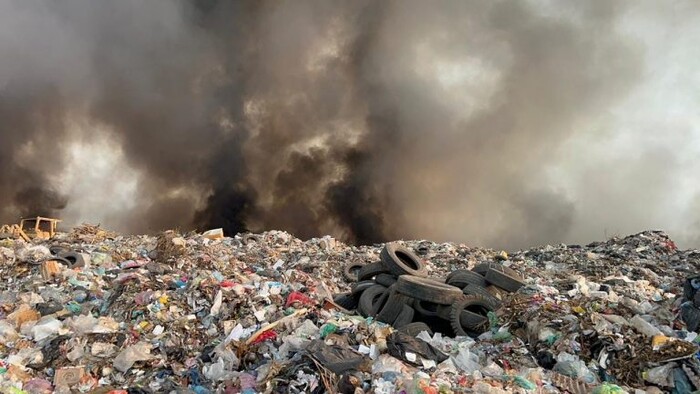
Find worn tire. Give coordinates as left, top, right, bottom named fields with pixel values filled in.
left=395, top=276, right=462, bottom=305
left=446, top=270, right=487, bottom=289
left=398, top=322, right=432, bottom=337
left=343, top=262, right=365, bottom=282
left=435, top=304, right=452, bottom=321
left=414, top=243, right=431, bottom=256
left=357, top=262, right=389, bottom=281
left=380, top=243, right=428, bottom=277
left=44, top=256, right=72, bottom=267
left=450, top=295, right=499, bottom=337
left=358, top=285, right=388, bottom=317
left=375, top=273, right=398, bottom=287
left=49, top=245, right=69, bottom=256
left=376, top=290, right=409, bottom=325
left=462, top=284, right=502, bottom=307
left=241, top=233, right=261, bottom=245
left=351, top=280, right=375, bottom=296
left=472, top=262, right=519, bottom=277
left=393, top=305, right=416, bottom=328
left=414, top=300, right=441, bottom=318
left=485, top=268, right=525, bottom=293
left=443, top=302, right=487, bottom=336
left=437, top=301, right=489, bottom=328
left=333, top=293, right=358, bottom=310
left=57, top=252, right=85, bottom=269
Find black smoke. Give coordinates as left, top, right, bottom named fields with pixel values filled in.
left=0, top=1, right=658, bottom=248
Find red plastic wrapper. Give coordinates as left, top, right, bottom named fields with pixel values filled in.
left=251, top=330, right=277, bottom=344
left=220, top=280, right=236, bottom=288
left=285, top=291, right=314, bottom=307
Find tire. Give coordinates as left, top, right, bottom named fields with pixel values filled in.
left=43, top=256, right=72, bottom=267
left=393, top=305, right=415, bottom=328
left=426, top=318, right=456, bottom=337
left=395, top=276, right=462, bottom=305
left=241, top=234, right=261, bottom=245
left=437, top=299, right=490, bottom=327
left=462, top=284, right=502, bottom=307
left=472, top=262, right=518, bottom=277
left=445, top=269, right=467, bottom=283
left=357, top=262, right=389, bottom=281
left=414, top=300, right=441, bottom=318
left=358, top=285, right=388, bottom=317
left=414, top=243, right=431, bottom=256
left=351, top=280, right=375, bottom=296
left=375, top=273, right=397, bottom=287
left=446, top=270, right=487, bottom=289
left=376, top=290, right=409, bottom=324
left=57, top=252, right=85, bottom=269
left=398, top=322, right=432, bottom=337
left=435, top=304, right=452, bottom=321
left=49, top=245, right=69, bottom=256
left=333, top=293, right=358, bottom=310
left=485, top=268, right=525, bottom=293
left=450, top=295, right=499, bottom=337
left=380, top=243, right=427, bottom=277
left=343, top=262, right=365, bottom=282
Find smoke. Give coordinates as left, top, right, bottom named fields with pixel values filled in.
left=1, top=0, right=699, bottom=249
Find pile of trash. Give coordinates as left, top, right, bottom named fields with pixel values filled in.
left=0, top=226, right=698, bottom=393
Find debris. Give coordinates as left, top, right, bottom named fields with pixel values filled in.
left=386, top=331, right=448, bottom=366
left=53, top=366, right=84, bottom=388
left=202, top=228, right=224, bottom=240
left=0, top=228, right=697, bottom=392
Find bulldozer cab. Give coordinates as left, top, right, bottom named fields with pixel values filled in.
left=19, top=217, right=60, bottom=239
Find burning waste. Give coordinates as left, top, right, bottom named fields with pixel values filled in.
left=0, top=224, right=699, bottom=392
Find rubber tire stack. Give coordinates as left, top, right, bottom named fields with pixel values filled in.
left=335, top=243, right=527, bottom=338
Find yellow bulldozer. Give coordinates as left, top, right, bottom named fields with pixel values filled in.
left=0, top=217, right=61, bottom=241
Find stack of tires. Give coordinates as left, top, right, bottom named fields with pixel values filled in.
left=334, top=243, right=526, bottom=338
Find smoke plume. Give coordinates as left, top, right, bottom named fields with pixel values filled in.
left=1, top=1, right=699, bottom=249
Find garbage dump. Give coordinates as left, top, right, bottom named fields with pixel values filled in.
left=0, top=224, right=699, bottom=393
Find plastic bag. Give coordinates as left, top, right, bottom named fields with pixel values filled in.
left=553, top=353, right=597, bottom=384
left=387, top=331, right=448, bottom=367
left=23, top=378, right=54, bottom=394
left=372, top=354, right=412, bottom=375
left=203, top=357, right=236, bottom=381
left=591, top=383, right=625, bottom=394
left=306, top=339, right=366, bottom=374
left=672, top=367, right=693, bottom=394
left=643, top=363, right=674, bottom=387
left=0, top=320, right=19, bottom=344
left=30, top=317, right=62, bottom=341
left=113, top=341, right=152, bottom=372
left=451, top=348, right=480, bottom=374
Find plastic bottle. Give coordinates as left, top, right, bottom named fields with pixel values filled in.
left=630, top=315, right=661, bottom=337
